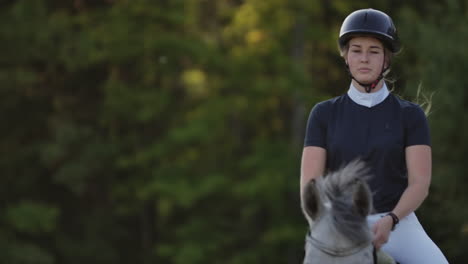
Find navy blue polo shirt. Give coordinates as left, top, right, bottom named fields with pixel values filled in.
left=304, top=93, right=430, bottom=213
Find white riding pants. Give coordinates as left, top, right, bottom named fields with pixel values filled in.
left=367, top=212, right=449, bottom=264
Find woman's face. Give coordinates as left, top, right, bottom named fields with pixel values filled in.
left=345, top=36, right=386, bottom=84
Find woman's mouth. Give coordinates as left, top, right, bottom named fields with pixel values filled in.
left=358, top=68, right=371, bottom=73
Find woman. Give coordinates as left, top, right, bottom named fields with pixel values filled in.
left=300, top=8, right=449, bottom=264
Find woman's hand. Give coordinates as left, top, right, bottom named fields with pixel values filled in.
left=372, top=215, right=393, bottom=249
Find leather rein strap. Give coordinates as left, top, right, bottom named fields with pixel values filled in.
left=373, top=246, right=378, bottom=264
left=307, top=233, right=375, bottom=260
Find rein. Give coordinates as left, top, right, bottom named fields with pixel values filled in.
left=307, top=232, right=379, bottom=263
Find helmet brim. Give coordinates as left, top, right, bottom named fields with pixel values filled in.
left=339, top=30, right=400, bottom=53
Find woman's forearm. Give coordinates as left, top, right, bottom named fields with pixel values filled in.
left=392, top=145, right=432, bottom=220
left=300, top=147, right=326, bottom=196
left=392, top=183, right=429, bottom=220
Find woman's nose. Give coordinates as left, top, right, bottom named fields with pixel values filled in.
left=360, top=52, right=369, bottom=62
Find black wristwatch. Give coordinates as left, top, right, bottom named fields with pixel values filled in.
left=386, top=212, right=400, bottom=231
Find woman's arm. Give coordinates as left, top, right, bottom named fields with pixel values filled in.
left=372, top=145, right=432, bottom=248
left=300, top=146, right=327, bottom=196
left=393, top=145, right=432, bottom=220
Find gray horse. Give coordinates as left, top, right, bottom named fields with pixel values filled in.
left=301, top=160, right=395, bottom=264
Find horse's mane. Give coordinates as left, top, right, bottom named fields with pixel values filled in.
left=315, top=160, right=373, bottom=244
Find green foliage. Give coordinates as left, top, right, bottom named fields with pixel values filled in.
left=2, top=242, right=54, bottom=264
left=0, top=0, right=466, bottom=263
left=6, top=201, right=58, bottom=234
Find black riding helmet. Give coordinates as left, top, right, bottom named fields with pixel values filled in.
left=339, top=9, right=400, bottom=93
left=339, top=8, right=400, bottom=53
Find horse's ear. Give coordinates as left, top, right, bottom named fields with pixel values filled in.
left=353, top=179, right=372, bottom=217
left=301, top=179, right=321, bottom=221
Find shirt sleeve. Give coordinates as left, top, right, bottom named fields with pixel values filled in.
left=304, top=102, right=328, bottom=148
left=404, top=104, right=431, bottom=147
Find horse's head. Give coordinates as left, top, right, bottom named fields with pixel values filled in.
left=301, top=160, right=379, bottom=264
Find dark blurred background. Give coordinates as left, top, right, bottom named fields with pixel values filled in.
left=0, top=0, right=466, bottom=263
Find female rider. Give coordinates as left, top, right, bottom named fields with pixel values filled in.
left=301, top=8, right=448, bottom=264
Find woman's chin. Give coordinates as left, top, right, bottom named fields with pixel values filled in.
left=354, top=75, right=376, bottom=84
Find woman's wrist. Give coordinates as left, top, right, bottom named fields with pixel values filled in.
left=385, top=212, right=400, bottom=230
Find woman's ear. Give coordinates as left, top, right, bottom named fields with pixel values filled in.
left=384, top=49, right=392, bottom=69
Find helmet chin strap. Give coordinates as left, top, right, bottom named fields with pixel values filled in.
left=346, top=63, right=390, bottom=93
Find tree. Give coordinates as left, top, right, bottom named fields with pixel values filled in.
left=0, top=0, right=466, bottom=263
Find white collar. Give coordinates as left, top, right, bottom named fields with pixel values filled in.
left=347, top=82, right=390, bottom=108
